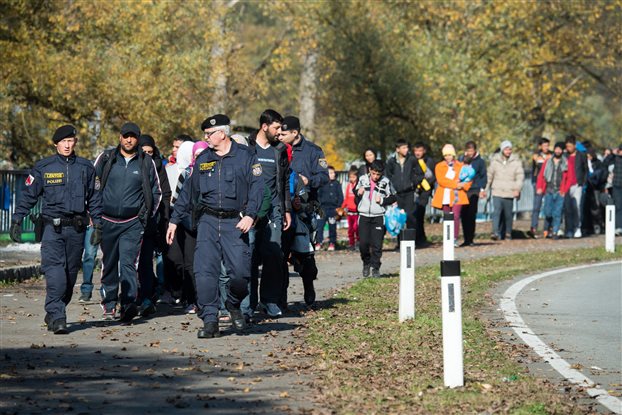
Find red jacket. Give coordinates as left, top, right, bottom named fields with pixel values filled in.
left=536, top=157, right=568, bottom=194
left=341, top=182, right=358, bottom=212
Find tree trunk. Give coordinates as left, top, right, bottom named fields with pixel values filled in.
left=299, top=49, right=318, bottom=138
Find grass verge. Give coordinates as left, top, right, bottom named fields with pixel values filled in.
left=307, top=247, right=619, bottom=414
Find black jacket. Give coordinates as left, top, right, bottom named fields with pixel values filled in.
left=94, top=147, right=162, bottom=222
left=412, top=155, right=436, bottom=206
left=318, top=180, right=344, bottom=217
left=569, top=150, right=588, bottom=186
left=249, top=139, right=292, bottom=214
left=386, top=153, right=421, bottom=195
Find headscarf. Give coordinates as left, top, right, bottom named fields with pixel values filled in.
left=191, top=141, right=209, bottom=167
left=166, top=141, right=194, bottom=193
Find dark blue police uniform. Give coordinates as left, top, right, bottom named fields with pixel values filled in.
left=281, top=133, right=329, bottom=307
left=171, top=140, right=264, bottom=330
left=12, top=152, right=102, bottom=331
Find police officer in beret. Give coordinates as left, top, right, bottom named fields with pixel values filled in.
left=11, top=125, right=103, bottom=334
left=277, top=116, right=329, bottom=307
left=166, top=114, right=264, bottom=338
left=94, top=122, right=162, bottom=323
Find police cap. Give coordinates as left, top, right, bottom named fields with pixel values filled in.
left=280, top=116, right=300, bottom=132
left=201, top=114, right=230, bottom=131
left=52, top=124, right=77, bottom=143
left=120, top=122, right=141, bottom=138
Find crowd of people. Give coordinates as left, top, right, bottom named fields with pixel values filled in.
left=8, top=111, right=622, bottom=336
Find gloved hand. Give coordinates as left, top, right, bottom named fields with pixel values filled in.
left=90, top=224, right=102, bottom=246
left=9, top=221, right=22, bottom=243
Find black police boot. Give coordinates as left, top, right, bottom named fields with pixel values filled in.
left=44, top=314, right=53, bottom=331
left=225, top=301, right=247, bottom=332
left=197, top=322, right=221, bottom=339
left=302, top=278, right=316, bottom=306
left=119, top=303, right=138, bottom=324
left=50, top=318, right=68, bottom=335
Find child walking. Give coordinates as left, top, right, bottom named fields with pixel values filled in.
left=355, top=160, right=397, bottom=278
left=316, top=166, right=344, bottom=251
left=341, top=166, right=360, bottom=250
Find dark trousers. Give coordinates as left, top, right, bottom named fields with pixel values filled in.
left=414, top=200, right=428, bottom=244
left=492, top=196, right=514, bottom=239
left=316, top=217, right=337, bottom=245
left=194, top=215, right=250, bottom=324
left=163, top=232, right=184, bottom=296
left=461, top=193, right=479, bottom=245
left=177, top=226, right=197, bottom=305
left=359, top=215, right=385, bottom=270
left=100, top=218, right=143, bottom=310
left=530, top=188, right=544, bottom=229
left=137, top=233, right=156, bottom=304
left=582, top=187, right=604, bottom=234
left=613, top=186, right=622, bottom=230
left=41, top=223, right=84, bottom=321
left=279, top=224, right=318, bottom=309
left=256, top=215, right=285, bottom=304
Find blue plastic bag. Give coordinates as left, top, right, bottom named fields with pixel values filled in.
left=384, top=205, right=407, bottom=237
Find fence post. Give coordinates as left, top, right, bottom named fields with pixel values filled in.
left=606, top=204, right=615, bottom=253
left=441, top=260, right=463, bottom=388
left=443, top=212, right=455, bottom=260
left=399, top=229, right=416, bottom=322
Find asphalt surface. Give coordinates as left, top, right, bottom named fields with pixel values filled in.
left=0, top=231, right=618, bottom=414
left=515, top=262, right=622, bottom=397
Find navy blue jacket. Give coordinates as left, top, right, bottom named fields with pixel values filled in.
left=94, top=148, right=161, bottom=221
left=290, top=134, right=329, bottom=198
left=170, top=140, right=264, bottom=224
left=13, top=153, right=102, bottom=224
left=318, top=180, right=344, bottom=217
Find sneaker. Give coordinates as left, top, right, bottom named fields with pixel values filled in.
left=328, top=243, right=335, bottom=251
left=542, top=230, right=549, bottom=239
left=262, top=303, right=282, bottom=317
left=491, top=233, right=499, bottom=241
left=362, top=264, right=371, bottom=278
left=556, top=229, right=564, bottom=237
left=157, top=291, right=175, bottom=305
left=314, top=243, right=322, bottom=251
left=119, top=303, right=138, bottom=324
left=139, top=299, right=157, bottom=317
left=574, top=229, right=582, bottom=238
left=102, top=305, right=118, bottom=321
left=184, top=304, right=197, bottom=314
left=78, top=293, right=91, bottom=303
left=616, top=228, right=622, bottom=236
left=371, top=268, right=380, bottom=278
left=348, top=244, right=356, bottom=251
left=454, top=241, right=459, bottom=248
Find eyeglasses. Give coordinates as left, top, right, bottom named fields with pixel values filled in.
left=204, top=130, right=221, bottom=139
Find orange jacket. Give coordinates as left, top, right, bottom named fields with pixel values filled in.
left=431, top=160, right=472, bottom=208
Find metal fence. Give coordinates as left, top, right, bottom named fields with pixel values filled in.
left=0, top=170, right=40, bottom=233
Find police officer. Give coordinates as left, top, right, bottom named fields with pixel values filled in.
left=10, top=125, right=102, bottom=334
left=94, top=122, right=162, bottom=323
left=277, top=116, right=329, bottom=307
left=166, top=114, right=264, bottom=338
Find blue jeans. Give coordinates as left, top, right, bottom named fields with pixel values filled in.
left=80, top=225, right=99, bottom=295
left=543, top=192, right=564, bottom=234
left=316, top=217, right=337, bottom=245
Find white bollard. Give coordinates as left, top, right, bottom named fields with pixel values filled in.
left=399, top=229, right=416, bottom=322
left=606, top=204, right=615, bottom=253
left=443, top=212, right=455, bottom=260
left=441, top=260, right=463, bottom=388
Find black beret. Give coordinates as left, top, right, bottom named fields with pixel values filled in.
left=120, top=122, right=141, bottom=137
left=52, top=124, right=77, bottom=143
left=280, top=116, right=300, bottom=132
left=201, top=114, right=230, bottom=131
left=139, top=134, right=156, bottom=149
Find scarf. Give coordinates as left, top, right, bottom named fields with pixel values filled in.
left=543, top=155, right=567, bottom=184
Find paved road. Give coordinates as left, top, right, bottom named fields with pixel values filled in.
left=516, top=262, right=622, bottom=397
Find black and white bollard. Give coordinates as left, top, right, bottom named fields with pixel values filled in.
left=443, top=212, right=455, bottom=260
left=606, top=204, right=615, bottom=253
left=441, top=260, right=463, bottom=388
left=399, top=229, right=416, bottom=322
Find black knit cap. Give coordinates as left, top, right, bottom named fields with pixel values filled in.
left=280, top=116, right=300, bottom=132
left=201, top=114, right=230, bottom=131
left=138, top=134, right=156, bottom=149
left=52, top=125, right=77, bottom=143
left=554, top=141, right=565, bottom=150
left=120, top=122, right=141, bottom=138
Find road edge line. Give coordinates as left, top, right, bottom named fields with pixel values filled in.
left=499, top=261, right=622, bottom=414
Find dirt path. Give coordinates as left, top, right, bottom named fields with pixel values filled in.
left=0, top=234, right=616, bottom=415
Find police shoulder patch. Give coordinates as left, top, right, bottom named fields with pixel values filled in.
left=252, top=163, right=262, bottom=176
left=25, top=174, right=34, bottom=186
left=94, top=176, right=101, bottom=190
left=318, top=158, right=328, bottom=169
